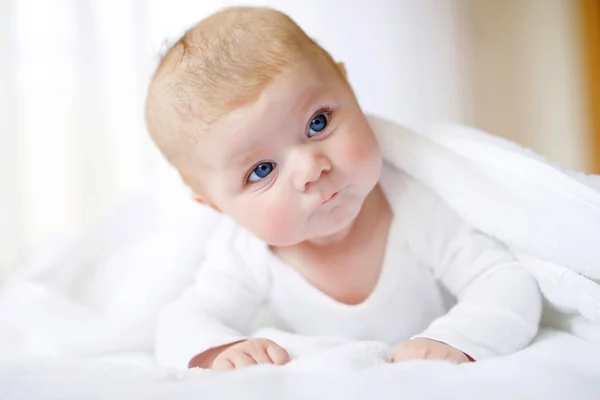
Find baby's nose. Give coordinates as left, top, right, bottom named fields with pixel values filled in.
left=293, top=153, right=332, bottom=192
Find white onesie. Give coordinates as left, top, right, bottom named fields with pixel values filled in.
left=155, top=162, right=542, bottom=368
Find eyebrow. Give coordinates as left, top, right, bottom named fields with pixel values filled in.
left=226, top=84, right=330, bottom=169
left=295, top=84, right=326, bottom=116
left=230, top=147, right=265, bottom=169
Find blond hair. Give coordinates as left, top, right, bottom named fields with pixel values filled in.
left=145, top=6, right=338, bottom=165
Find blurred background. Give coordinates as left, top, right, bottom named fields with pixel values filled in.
left=0, top=0, right=599, bottom=278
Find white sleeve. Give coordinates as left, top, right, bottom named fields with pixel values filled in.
left=154, top=217, right=271, bottom=368
left=403, top=181, right=542, bottom=360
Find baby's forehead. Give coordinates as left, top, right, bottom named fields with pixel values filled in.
left=145, top=7, right=346, bottom=175
left=172, top=57, right=345, bottom=177
left=208, top=63, right=335, bottom=130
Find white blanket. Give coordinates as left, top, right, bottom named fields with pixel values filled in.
left=1, top=116, right=600, bottom=399
left=370, top=116, right=600, bottom=340
left=2, top=330, right=600, bottom=399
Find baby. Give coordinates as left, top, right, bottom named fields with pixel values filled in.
left=145, top=6, right=542, bottom=371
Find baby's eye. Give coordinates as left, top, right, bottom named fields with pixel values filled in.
left=248, top=161, right=276, bottom=182
left=308, top=112, right=329, bottom=138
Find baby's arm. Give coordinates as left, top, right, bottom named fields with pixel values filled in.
left=397, top=182, right=542, bottom=362
left=155, top=218, right=288, bottom=369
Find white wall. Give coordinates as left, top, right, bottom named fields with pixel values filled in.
left=0, top=0, right=24, bottom=276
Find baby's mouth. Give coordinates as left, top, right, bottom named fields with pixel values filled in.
left=322, top=190, right=340, bottom=205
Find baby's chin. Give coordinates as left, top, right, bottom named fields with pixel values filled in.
left=260, top=215, right=357, bottom=248
left=309, top=221, right=356, bottom=245
left=304, top=206, right=362, bottom=244
left=256, top=189, right=367, bottom=247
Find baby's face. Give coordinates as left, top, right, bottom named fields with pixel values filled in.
left=186, top=58, right=382, bottom=246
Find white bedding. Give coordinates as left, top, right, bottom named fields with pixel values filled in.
left=1, top=118, right=600, bottom=399
left=2, top=330, right=600, bottom=399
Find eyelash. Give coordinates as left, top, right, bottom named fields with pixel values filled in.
left=243, top=106, right=334, bottom=186
left=243, top=160, right=277, bottom=186
left=307, top=106, right=333, bottom=137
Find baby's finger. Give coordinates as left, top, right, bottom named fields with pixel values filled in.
left=249, top=348, right=274, bottom=365
left=393, top=346, right=423, bottom=362
left=424, top=350, right=447, bottom=361
left=212, top=357, right=235, bottom=371
left=266, top=343, right=291, bottom=365
left=393, top=350, right=415, bottom=362
left=231, top=352, right=257, bottom=368
left=447, top=352, right=470, bottom=364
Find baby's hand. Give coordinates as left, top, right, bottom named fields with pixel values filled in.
left=393, top=338, right=471, bottom=364
left=211, top=338, right=291, bottom=371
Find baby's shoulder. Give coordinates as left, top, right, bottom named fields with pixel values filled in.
left=202, top=215, right=271, bottom=277
left=380, top=161, right=449, bottom=217
left=206, top=215, right=268, bottom=256
left=381, top=163, right=467, bottom=253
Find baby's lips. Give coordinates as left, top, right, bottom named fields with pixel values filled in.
left=322, top=190, right=339, bottom=204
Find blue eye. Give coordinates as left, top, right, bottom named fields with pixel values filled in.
left=248, top=162, right=276, bottom=182
left=308, top=113, right=329, bottom=137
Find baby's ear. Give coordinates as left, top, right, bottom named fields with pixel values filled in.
left=337, top=62, right=347, bottom=80
left=190, top=192, right=221, bottom=212
left=191, top=192, right=206, bottom=204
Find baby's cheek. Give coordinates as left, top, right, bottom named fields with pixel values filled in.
left=339, top=134, right=378, bottom=167
left=344, top=142, right=370, bottom=165
left=268, top=204, right=298, bottom=244
left=250, top=200, right=297, bottom=245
